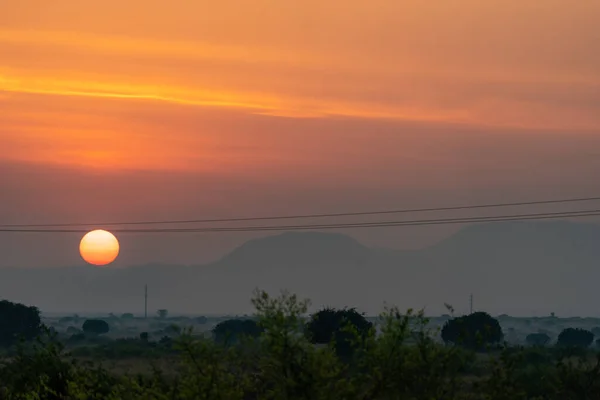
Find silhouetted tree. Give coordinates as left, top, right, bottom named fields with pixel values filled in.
left=121, top=313, right=134, bottom=319
left=67, top=333, right=86, bottom=343
left=157, top=309, right=168, bottom=319
left=164, top=324, right=181, bottom=336
left=196, top=316, right=208, bottom=324
left=526, top=333, right=551, bottom=346
left=0, top=300, right=42, bottom=347
left=66, top=326, right=81, bottom=335
left=441, top=312, right=503, bottom=350
left=139, top=332, right=149, bottom=342
left=305, top=307, right=373, bottom=357
left=82, top=319, right=110, bottom=335
left=212, top=319, right=263, bottom=345
left=557, top=328, right=594, bottom=348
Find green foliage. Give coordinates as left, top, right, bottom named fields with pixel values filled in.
left=441, top=311, right=504, bottom=350
left=66, top=326, right=81, bottom=335
left=82, top=319, right=110, bottom=335
left=120, top=313, right=134, bottom=319
left=0, top=300, right=42, bottom=347
left=557, top=327, right=594, bottom=348
left=525, top=332, right=551, bottom=346
left=305, top=306, right=373, bottom=358
left=3, top=291, right=600, bottom=399
left=67, top=333, right=86, bottom=344
left=164, top=324, right=182, bottom=336
left=212, top=318, right=263, bottom=345
left=0, top=327, right=76, bottom=398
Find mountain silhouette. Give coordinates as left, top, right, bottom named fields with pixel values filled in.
left=1, top=221, right=599, bottom=316
left=216, top=231, right=372, bottom=269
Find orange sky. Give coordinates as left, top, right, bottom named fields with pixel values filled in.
left=1, top=0, right=600, bottom=267
left=2, top=0, right=600, bottom=170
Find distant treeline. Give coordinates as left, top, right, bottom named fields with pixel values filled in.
left=1, top=291, right=600, bottom=398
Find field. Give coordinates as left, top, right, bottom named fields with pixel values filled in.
left=2, top=291, right=600, bottom=399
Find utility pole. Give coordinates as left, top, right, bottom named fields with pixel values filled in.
left=144, top=284, right=148, bottom=319
left=469, top=293, right=473, bottom=314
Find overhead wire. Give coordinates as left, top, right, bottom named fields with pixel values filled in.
left=1, top=208, right=599, bottom=234
left=2, top=195, right=600, bottom=228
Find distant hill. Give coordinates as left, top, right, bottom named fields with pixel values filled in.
left=1, top=221, right=600, bottom=316
left=215, top=231, right=372, bottom=269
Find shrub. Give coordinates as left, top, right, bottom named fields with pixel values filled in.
left=305, top=307, right=373, bottom=357
left=164, top=324, right=182, bottom=336
left=66, top=326, right=81, bottom=335
left=212, top=319, right=263, bottom=345
left=82, top=320, right=110, bottom=335
left=0, top=300, right=42, bottom=347
left=6, top=290, right=600, bottom=399
left=557, top=328, right=594, bottom=348
left=441, top=312, right=503, bottom=350
left=526, top=333, right=551, bottom=346
left=67, top=333, right=86, bottom=344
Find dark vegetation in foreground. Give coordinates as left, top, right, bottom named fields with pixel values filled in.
left=2, top=293, right=600, bottom=399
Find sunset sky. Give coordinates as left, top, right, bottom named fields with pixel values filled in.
left=2, top=0, right=600, bottom=268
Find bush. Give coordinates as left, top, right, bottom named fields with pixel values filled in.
left=67, top=333, right=86, bottom=344
left=305, top=307, right=373, bottom=357
left=66, top=326, right=81, bottom=335
left=164, top=324, right=182, bottom=336
left=212, top=319, right=263, bottom=345
left=82, top=320, right=110, bottom=335
left=557, top=328, right=594, bottom=348
left=0, top=300, right=42, bottom=347
left=5, top=291, right=600, bottom=399
left=441, top=312, right=503, bottom=350
left=526, top=333, right=551, bottom=346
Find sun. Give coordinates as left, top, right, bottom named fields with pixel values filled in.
left=79, top=229, right=120, bottom=266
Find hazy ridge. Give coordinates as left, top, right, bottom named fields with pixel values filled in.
left=2, top=221, right=599, bottom=317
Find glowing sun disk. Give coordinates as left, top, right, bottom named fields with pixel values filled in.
left=79, top=229, right=120, bottom=266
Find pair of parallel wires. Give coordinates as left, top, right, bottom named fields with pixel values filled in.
left=1, top=196, right=600, bottom=234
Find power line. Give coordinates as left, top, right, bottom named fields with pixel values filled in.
left=1, top=208, right=599, bottom=234
left=2, top=195, right=600, bottom=228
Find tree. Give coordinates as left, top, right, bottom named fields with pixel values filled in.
left=139, top=332, right=149, bottom=342
left=305, top=307, right=373, bottom=357
left=441, top=312, right=503, bottom=350
left=526, top=333, right=551, bottom=346
left=196, top=316, right=208, bottom=324
left=66, top=326, right=81, bottom=335
left=157, top=309, right=168, bottom=319
left=121, top=313, right=134, bottom=319
left=212, top=319, right=263, bottom=344
left=164, top=324, right=181, bottom=336
left=557, top=328, right=594, bottom=348
left=0, top=300, right=42, bottom=347
left=82, top=320, right=110, bottom=335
